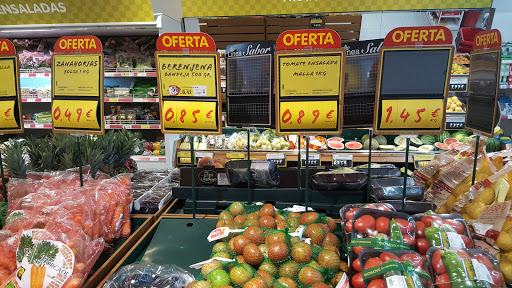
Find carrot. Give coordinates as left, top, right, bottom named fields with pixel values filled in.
left=0, top=267, right=9, bottom=282
left=62, top=276, right=82, bottom=288
left=30, top=265, right=46, bottom=288
left=83, top=222, right=93, bottom=238
left=121, top=220, right=131, bottom=237
left=112, top=205, right=123, bottom=239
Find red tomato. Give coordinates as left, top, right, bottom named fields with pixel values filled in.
left=460, top=235, right=473, bottom=248
left=421, top=215, right=443, bottom=227
left=377, top=205, right=392, bottom=211
left=352, top=258, right=362, bottom=272
left=443, top=219, right=465, bottom=234
left=355, top=215, right=376, bottom=233
left=345, top=208, right=358, bottom=221
left=403, top=234, right=416, bottom=246
left=364, top=258, right=385, bottom=271
left=394, top=218, right=414, bottom=235
left=415, top=221, right=426, bottom=238
left=380, top=252, right=400, bottom=263
left=376, top=217, right=390, bottom=234
left=368, top=279, right=386, bottom=288
left=432, top=250, right=447, bottom=274
left=345, top=220, right=353, bottom=232
left=351, top=273, right=365, bottom=288
left=485, top=229, right=500, bottom=241
left=435, top=273, right=452, bottom=288
left=455, top=249, right=471, bottom=259
left=353, top=246, right=367, bottom=255
left=400, top=253, right=424, bottom=268
left=415, top=238, right=430, bottom=255
left=473, top=253, right=494, bottom=270
left=490, top=270, right=503, bottom=287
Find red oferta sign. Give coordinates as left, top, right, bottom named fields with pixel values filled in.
left=54, top=36, right=102, bottom=53
left=384, top=26, right=452, bottom=47
left=276, top=29, right=341, bottom=50
left=473, top=29, right=502, bottom=50
left=0, top=39, right=16, bottom=55
left=157, top=33, right=216, bottom=51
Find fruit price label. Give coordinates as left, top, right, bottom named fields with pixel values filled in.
left=0, top=39, right=23, bottom=134
left=52, top=100, right=100, bottom=130
left=301, top=153, right=320, bottom=167
left=413, top=154, right=435, bottom=169
left=266, top=153, right=286, bottom=167
left=332, top=153, right=353, bottom=167
left=226, top=152, right=245, bottom=160
left=449, top=77, right=468, bottom=92
left=53, top=54, right=103, bottom=97
left=278, top=100, right=339, bottom=132
left=379, top=99, right=444, bottom=130
left=161, top=100, right=219, bottom=133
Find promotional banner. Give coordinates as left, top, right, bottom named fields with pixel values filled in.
left=155, top=33, right=222, bottom=135
left=182, top=0, right=492, bottom=17
left=0, top=38, right=23, bottom=134
left=0, top=0, right=154, bottom=25
left=373, top=26, right=454, bottom=135
left=51, top=35, right=104, bottom=134
left=275, top=29, right=345, bottom=135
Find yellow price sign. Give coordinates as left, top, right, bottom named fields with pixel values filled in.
left=0, top=100, right=18, bottom=128
left=52, top=100, right=100, bottom=130
left=156, top=53, right=218, bottom=97
left=53, top=54, right=103, bottom=97
left=161, top=100, right=219, bottom=133
left=278, top=100, right=339, bottom=134
left=379, top=99, right=444, bottom=130
left=277, top=52, right=343, bottom=97
left=0, top=57, right=17, bottom=97
left=226, top=152, right=245, bottom=159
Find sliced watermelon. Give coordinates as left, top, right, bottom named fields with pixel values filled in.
left=328, top=141, right=345, bottom=150
left=328, top=137, right=344, bottom=142
left=435, top=142, right=449, bottom=151
left=345, top=141, right=363, bottom=150
left=449, top=142, right=464, bottom=150
left=443, top=138, right=459, bottom=146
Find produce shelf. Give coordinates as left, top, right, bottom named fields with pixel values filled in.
left=23, top=121, right=52, bottom=129
left=21, top=96, right=51, bottom=102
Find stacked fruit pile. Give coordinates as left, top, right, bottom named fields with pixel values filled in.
left=189, top=203, right=346, bottom=288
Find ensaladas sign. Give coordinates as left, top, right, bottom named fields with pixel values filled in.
left=0, top=0, right=154, bottom=25
left=182, top=0, right=492, bottom=17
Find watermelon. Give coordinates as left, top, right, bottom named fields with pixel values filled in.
left=444, top=138, right=459, bottom=146
left=374, top=135, right=388, bottom=145
left=328, top=141, right=345, bottom=150
left=486, top=138, right=500, bottom=153
left=420, top=135, right=436, bottom=145
left=345, top=141, right=363, bottom=150
left=436, top=131, right=451, bottom=143
left=328, top=137, right=344, bottom=142
left=435, top=142, right=449, bottom=151
left=449, top=142, right=464, bottom=150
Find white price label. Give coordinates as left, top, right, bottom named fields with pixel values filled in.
left=333, top=153, right=353, bottom=167
left=471, top=259, right=494, bottom=284
left=386, top=275, right=408, bottom=288
left=192, top=85, right=207, bottom=96
left=446, top=232, right=466, bottom=248
left=335, top=273, right=349, bottom=288
left=207, top=227, right=246, bottom=242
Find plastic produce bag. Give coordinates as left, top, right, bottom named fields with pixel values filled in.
left=225, top=160, right=279, bottom=188
left=103, top=262, right=194, bottom=288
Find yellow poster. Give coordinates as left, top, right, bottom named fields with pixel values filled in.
left=53, top=54, right=102, bottom=97
left=277, top=53, right=343, bottom=97
left=0, top=57, right=17, bottom=97
left=379, top=99, right=444, bottom=129
left=162, top=100, right=218, bottom=132
left=0, top=100, right=18, bottom=128
left=279, top=100, right=338, bottom=131
left=157, top=54, right=218, bottom=97
left=52, top=99, right=100, bottom=130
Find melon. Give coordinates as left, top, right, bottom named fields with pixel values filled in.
left=361, top=134, right=371, bottom=144
left=486, top=138, right=500, bottom=153
left=374, top=135, right=388, bottom=145
left=420, top=135, right=436, bottom=145
left=435, top=142, right=449, bottom=151
left=436, top=131, right=451, bottom=143
left=410, top=137, right=423, bottom=146
left=345, top=142, right=363, bottom=150
left=463, top=135, right=477, bottom=144
left=452, top=131, right=469, bottom=142
left=449, top=142, right=464, bottom=150
left=418, top=145, right=434, bottom=152
left=379, top=145, right=395, bottom=150
left=394, top=145, right=406, bottom=151
left=394, top=136, right=407, bottom=146
left=328, top=141, right=344, bottom=150
left=364, top=139, right=380, bottom=150
left=444, top=138, right=459, bottom=146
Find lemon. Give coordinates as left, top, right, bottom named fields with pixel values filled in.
left=456, top=102, right=462, bottom=107
left=450, top=104, right=457, bottom=110
left=455, top=107, right=463, bottom=112
left=448, top=109, right=454, bottom=112
left=452, top=96, right=458, bottom=101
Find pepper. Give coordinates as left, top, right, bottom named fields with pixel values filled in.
left=425, top=226, right=443, bottom=247
left=390, top=219, right=403, bottom=242
left=403, top=259, right=424, bottom=288
left=441, top=251, right=475, bottom=288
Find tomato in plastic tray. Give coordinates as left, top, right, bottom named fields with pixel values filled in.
left=353, top=249, right=433, bottom=288
left=427, top=247, right=505, bottom=288
left=412, top=212, right=473, bottom=257
left=340, top=203, right=395, bottom=245
left=349, top=209, right=416, bottom=255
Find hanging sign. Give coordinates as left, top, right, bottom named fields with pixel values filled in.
left=156, top=33, right=222, bottom=134
left=51, top=36, right=104, bottom=134
left=275, top=29, right=346, bottom=135
left=373, top=26, right=454, bottom=135
left=0, top=39, right=23, bottom=134
left=465, top=29, right=502, bottom=137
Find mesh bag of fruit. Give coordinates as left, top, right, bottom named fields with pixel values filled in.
left=428, top=248, right=506, bottom=288
left=412, top=212, right=473, bottom=257
left=353, top=249, right=432, bottom=288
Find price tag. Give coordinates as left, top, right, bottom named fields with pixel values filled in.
left=379, top=99, right=444, bottom=130
left=279, top=100, right=339, bottom=131
left=301, top=153, right=320, bottom=167
left=266, top=153, right=286, bottom=167
left=332, top=153, right=353, bottom=167
left=413, top=154, right=435, bottom=169
left=446, top=116, right=465, bottom=130
left=449, top=77, right=468, bottom=92
left=162, top=100, right=219, bottom=132
left=0, top=100, right=19, bottom=130
left=0, top=39, right=23, bottom=134
left=226, top=152, right=245, bottom=160
left=195, top=152, right=214, bottom=165
left=52, top=100, right=100, bottom=130
left=53, top=54, right=103, bottom=97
